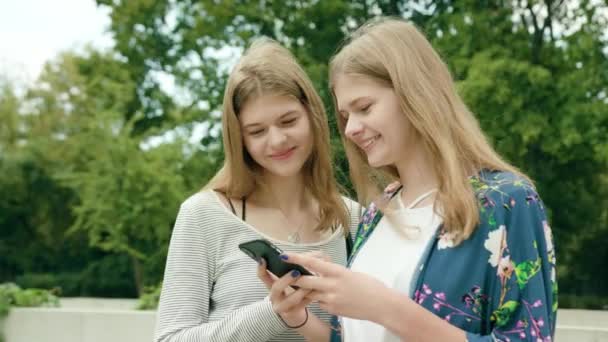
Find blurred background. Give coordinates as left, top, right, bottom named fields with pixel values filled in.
left=0, top=0, right=607, bottom=340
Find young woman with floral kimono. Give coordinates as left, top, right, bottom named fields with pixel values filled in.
left=259, top=18, right=557, bottom=342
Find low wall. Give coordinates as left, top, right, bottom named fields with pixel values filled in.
left=1, top=299, right=607, bottom=342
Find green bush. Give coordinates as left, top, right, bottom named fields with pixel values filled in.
left=0, top=282, right=60, bottom=317
left=559, top=294, right=608, bottom=310
left=137, top=283, right=162, bottom=310
left=15, top=273, right=80, bottom=296
left=14, top=255, right=138, bottom=298
left=79, top=255, right=138, bottom=298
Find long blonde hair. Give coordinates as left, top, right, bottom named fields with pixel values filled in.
left=329, top=18, right=526, bottom=243
left=205, top=37, right=348, bottom=233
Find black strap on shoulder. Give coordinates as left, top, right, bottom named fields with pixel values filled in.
left=225, top=194, right=246, bottom=221
left=226, top=196, right=236, bottom=215
left=241, top=197, right=246, bottom=220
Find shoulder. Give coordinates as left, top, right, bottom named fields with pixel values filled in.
left=175, top=190, right=230, bottom=224
left=180, top=190, right=221, bottom=211
left=471, top=170, right=541, bottom=209
left=472, top=170, right=548, bottom=244
left=170, top=191, right=237, bottom=253
left=340, top=195, right=361, bottom=213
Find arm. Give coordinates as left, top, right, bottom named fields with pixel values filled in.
left=466, top=187, right=557, bottom=341
left=298, top=314, right=331, bottom=342
left=154, top=201, right=288, bottom=342
left=372, top=289, right=466, bottom=341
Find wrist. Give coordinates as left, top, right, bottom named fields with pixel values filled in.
left=279, top=308, right=309, bottom=329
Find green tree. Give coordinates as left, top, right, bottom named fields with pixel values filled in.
left=98, top=0, right=608, bottom=300
left=25, top=50, right=193, bottom=294
left=0, top=49, right=205, bottom=295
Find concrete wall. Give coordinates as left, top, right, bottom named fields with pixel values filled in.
left=1, top=299, right=607, bottom=342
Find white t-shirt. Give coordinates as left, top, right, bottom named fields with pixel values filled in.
left=343, top=190, right=442, bottom=342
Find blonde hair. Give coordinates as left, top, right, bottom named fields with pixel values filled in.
left=329, top=18, right=526, bottom=243
left=205, top=37, right=348, bottom=233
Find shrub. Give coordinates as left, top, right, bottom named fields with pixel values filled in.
left=0, top=282, right=60, bottom=317
left=137, top=283, right=161, bottom=310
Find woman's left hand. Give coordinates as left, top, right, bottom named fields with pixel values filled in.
left=284, top=252, right=394, bottom=321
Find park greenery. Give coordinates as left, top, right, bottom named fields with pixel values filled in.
left=1, top=1, right=607, bottom=309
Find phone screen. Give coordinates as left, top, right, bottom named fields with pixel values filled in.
left=238, top=239, right=312, bottom=278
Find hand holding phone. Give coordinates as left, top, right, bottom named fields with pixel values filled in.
left=238, top=239, right=312, bottom=278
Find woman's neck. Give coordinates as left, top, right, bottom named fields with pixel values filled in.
left=252, top=172, right=311, bottom=215
left=394, top=144, right=439, bottom=206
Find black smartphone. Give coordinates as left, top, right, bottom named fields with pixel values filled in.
left=238, top=239, right=312, bottom=278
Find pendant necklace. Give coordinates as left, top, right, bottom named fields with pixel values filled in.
left=278, top=207, right=305, bottom=243
left=286, top=216, right=305, bottom=243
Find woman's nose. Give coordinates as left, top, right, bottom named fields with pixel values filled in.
left=344, top=115, right=364, bottom=140
left=268, top=126, right=288, bottom=146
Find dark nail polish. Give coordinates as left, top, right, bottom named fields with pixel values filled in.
left=280, top=254, right=288, bottom=260
left=291, top=270, right=301, bottom=278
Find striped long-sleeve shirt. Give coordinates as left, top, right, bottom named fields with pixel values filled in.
left=155, top=190, right=361, bottom=342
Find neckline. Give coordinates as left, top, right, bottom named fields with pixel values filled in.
left=208, top=190, right=342, bottom=247
left=396, top=188, right=438, bottom=210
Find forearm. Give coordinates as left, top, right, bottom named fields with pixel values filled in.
left=295, top=313, right=331, bottom=342
left=156, top=297, right=288, bottom=342
left=375, top=288, right=465, bottom=342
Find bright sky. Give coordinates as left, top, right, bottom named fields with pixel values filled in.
left=0, top=0, right=114, bottom=84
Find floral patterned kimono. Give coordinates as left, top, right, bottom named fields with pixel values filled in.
left=332, top=170, right=557, bottom=341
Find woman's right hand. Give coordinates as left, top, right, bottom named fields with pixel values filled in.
left=257, top=259, right=313, bottom=328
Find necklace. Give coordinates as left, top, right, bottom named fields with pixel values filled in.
left=275, top=204, right=306, bottom=243
left=283, top=211, right=305, bottom=243
left=287, top=228, right=303, bottom=243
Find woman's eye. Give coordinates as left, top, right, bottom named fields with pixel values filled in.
left=281, top=118, right=297, bottom=125
left=361, top=103, right=372, bottom=113
left=249, top=129, right=265, bottom=136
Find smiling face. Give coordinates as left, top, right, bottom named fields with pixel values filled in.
left=334, top=73, right=415, bottom=168
left=239, top=93, right=314, bottom=179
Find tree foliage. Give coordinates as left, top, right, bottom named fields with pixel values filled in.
left=0, top=0, right=606, bottom=302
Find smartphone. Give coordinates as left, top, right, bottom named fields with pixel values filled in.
left=238, top=239, right=312, bottom=278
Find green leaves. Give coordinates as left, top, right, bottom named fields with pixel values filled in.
left=1, top=0, right=606, bottom=302
left=491, top=300, right=519, bottom=327
left=514, top=258, right=542, bottom=290
left=0, top=282, right=59, bottom=318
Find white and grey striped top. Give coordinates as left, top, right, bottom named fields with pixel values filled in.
left=155, top=190, right=361, bottom=342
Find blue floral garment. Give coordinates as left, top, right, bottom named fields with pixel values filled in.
left=331, top=170, right=557, bottom=341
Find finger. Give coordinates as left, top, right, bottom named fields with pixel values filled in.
left=269, top=269, right=301, bottom=304
left=294, top=275, right=334, bottom=292
left=280, top=253, right=344, bottom=277
left=304, top=289, right=324, bottom=302
left=290, top=297, right=314, bottom=313
left=385, top=181, right=401, bottom=193
left=257, top=259, right=274, bottom=290
left=273, top=287, right=312, bottom=313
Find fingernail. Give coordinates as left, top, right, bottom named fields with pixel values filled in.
left=257, top=258, right=263, bottom=265
left=291, top=270, right=301, bottom=278
left=280, top=254, right=288, bottom=260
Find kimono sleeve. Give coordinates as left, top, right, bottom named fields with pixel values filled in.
left=467, top=186, right=557, bottom=342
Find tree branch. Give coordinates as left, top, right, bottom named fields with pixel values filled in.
left=526, top=0, right=540, bottom=33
